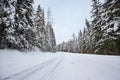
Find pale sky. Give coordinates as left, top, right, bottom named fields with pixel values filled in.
left=34, top=0, right=104, bottom=44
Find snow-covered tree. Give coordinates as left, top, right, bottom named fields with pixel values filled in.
left=56, top=0, right=120, bottom=55
left=98, top=0, right=120, bottom=54
left=34, top=5, right=47, bottom=51
left=0, top=0, right=16, bottom=49
left=84, top=19, right=93, bottom=53
left=0, top=1, right=57, bottom=52
left=90, top=0, right=103, bottom=54
left=71, top=34, right=79, bottom=53
left=45, top=8, right=56, bottom=52
left=13, top=0, right=35, bottom=51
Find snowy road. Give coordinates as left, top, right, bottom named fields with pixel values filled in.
left=0, top=50, right=120, bottom=80
left=2, top=55, right=64, bottom=80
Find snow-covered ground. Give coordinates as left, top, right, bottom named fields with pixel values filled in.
left=0, top=50, right=120, bottom=80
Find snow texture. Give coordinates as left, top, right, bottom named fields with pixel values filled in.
left=0, top=50, right=120, bottom=80
left=114, top=20, right=119, bottom=31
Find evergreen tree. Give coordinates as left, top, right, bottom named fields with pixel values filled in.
left=0, top=0, right=15, bottom=49
left=71, top=34, right=79, bottom=53
left=13, top=0, right=35, bottom=51
left=34, top=5, right=47, bottom=51
left=91, top=0, right=103, bottom=54
left=85, top=19, right=93, bottom=53
left=46, top=8, right=56, bottom=52
left=98, top=0, right=120, bottom=55
left=78, top=30, right=82, bottom=53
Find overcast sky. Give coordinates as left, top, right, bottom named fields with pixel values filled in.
left=34, top=0, right=104, bottom=44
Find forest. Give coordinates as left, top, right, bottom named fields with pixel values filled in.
left=57, top=0, right=120, bottom=55
left=0, top=0, right=56, bottom=52
left=0, top=0, right=120, bottom=55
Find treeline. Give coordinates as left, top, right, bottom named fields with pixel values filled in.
left=0, top=0, right=56, bottom=52
left=57, top=0, right=120, bottom=55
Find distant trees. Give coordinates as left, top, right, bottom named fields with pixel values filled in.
left=0, top=0, right=56, bottom=52
left=56, top=0, right=120, bottom=55
left=34, top=5, right=47, bottom=51
left=45, top=8, right=56, bottom=52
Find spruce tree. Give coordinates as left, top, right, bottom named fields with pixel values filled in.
left=0, top=0, right=15, bottom=49
left=34, top=5, right=47, bottom=51
left=85, top=19, right=93, bottom=53
left=99, top=0, right=120, bottom=54
left=14, top=0, right=35, bottom=51
left=91, top=0, right=103, bottom=54
left=46, top=8, right=56, bottom=52
left=78, top=30, right=82, bottom=53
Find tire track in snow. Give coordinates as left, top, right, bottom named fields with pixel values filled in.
left=2, top=55, right=62, bottom=80
left=39, top=54, right=65, bottom=80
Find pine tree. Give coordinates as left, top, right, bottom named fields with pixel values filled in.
left=49, top=25, right=56, bottom=51
left=71, top=34, right=79, bottom=53
left=46, top=8, right=56, bottom=52
left=99, top=0, right=120, bottom=55
left=85, top=19, right=93, bottom=53
left=78, top=30, right=82, bottom=53
left=34, top=5, right=47, bottom=51
left=0, top=0, right=15, bottom=49
left=46, top=21, right=56, bottom=52
left=13, top=0, right=35, bottom=51
left=91, top=0, right=103, bottom=54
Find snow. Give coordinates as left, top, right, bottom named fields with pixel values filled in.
left=0, top=50, right=120, bottom=80
left=107, top=28, right=113, bottom=33
left=114, top=20, right=119, bottom=31
left=0, top=50, right=60, bottom=80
